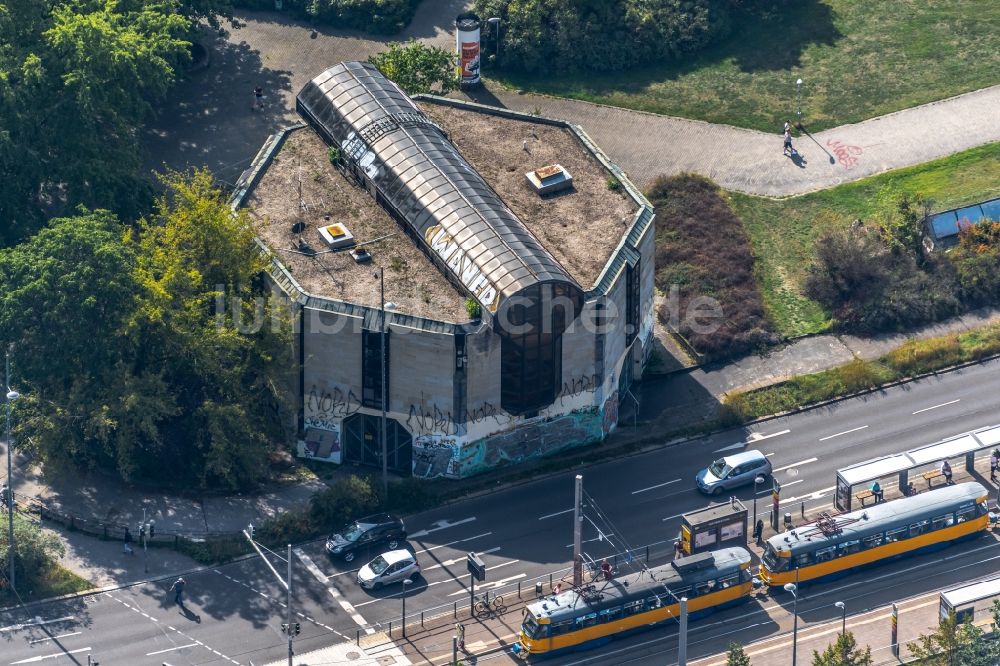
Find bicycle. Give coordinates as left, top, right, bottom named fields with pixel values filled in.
left=474, top=592, right=506, bottom=619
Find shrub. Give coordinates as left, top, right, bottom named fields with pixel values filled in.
left=233, top=0, right=419, bottom=34
left=884, top=337, right=963, bottom=377
left=327, top=146, right=341, bottom=164
left=951, top=221, right=1000, bottom=306
left=308, top=475, right=380, bottom=531
left=464, top=297, right=481, bottom=320
left=649, top=174, right=777, bottom=361
left=606, top=176, right=622, bottom=192
left=474, top=0, right=733, bottom=74
left=256, top=511, right=316, bottom=546
left=387, top=478, right=438, bottom=514
left=805, top=225, right=960, bottom=333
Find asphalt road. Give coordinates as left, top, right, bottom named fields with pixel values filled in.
left=2, top=359, right=999, bottom=665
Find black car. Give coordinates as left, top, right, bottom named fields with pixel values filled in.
left=325, top=513, right=407, bottom=563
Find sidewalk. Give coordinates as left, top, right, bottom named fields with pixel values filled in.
left=145, top=9, right=1000, bottom=197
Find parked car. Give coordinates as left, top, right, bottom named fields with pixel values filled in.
left=357, top=549, right=420, bottom=590
left=325, top=514, right=406, bottom=563
left=695, top=449, right=772, bottom=495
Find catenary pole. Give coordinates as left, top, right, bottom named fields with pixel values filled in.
left=572, top=474, right=583, bottom=588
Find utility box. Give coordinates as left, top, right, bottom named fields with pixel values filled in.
left=678, top=498, right=748, bottom=556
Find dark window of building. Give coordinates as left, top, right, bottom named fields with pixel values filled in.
left=362, top=328, right=389, bottom=409
left=500, top=284, right=572, bottom=416
left=626, top=260, right=640, bottom=347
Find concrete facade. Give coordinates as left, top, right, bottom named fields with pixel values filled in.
left=235, top=92, right=654, bottom=480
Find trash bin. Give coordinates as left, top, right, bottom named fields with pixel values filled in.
left=535, top=582, right=543, bottom=598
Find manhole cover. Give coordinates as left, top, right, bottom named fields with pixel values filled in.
left=376, top=657, right=396, bottom=666
left=345, top=651, right=360, bottom=660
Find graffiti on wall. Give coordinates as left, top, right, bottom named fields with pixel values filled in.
left=299, top=425, right=342, bottom=464
left=306, top=385, right=360, bottom=430
left=557, top=373, right=600, bottom=406
left=602, top=391, right=619, bottom=435
left=412, top=434, right=460, bottom=479
left=406, top=401, right=509, bottom=437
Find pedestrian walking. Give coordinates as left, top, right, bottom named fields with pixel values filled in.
left=456, top=622, right=465, bottom=651
left=252, top=85, right=264, bottom=111
left=783, top=128, right=794, bottom=156
left=170, top=577, right=186, bottom=605
left=783, top=119, right=792, bottom=134
left=123, top=527, right=133, bottom=555
left=991, top=449, right=999, bottom=483
left=674, top=540, right=684, bottom=559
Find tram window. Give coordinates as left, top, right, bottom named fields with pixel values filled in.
left=550, top=620, right=572, bottom=636
left=718, top=573, right=741, bottom=588
left=646, top=596, right=662, bottom=609
left=694, top=581, right=715, bottom=596
left=932, top=514, right=954, bottom=530
left=672, top=586, right=692, bottom=599
left=657, top=591, right=674, bottom=605
left=576, top=613, right=598, bottom=629
left=838, top=540, right=862, bottom=556
left=909, top=520, right=930, bottom=537
left=599, top=607, right=623, bottom=623
left=863, top=533, right=885, bottom=549
left=886, top=526, right=909, bottom=543
left=791, top=553, right=811, bottom=568
left=814, top=547, right=836, bottom=562
left=957, top=506, right=975, bottom=523
left=977, top=503, right=990, bottom=517
left=623, top=600, right=645, bottom=617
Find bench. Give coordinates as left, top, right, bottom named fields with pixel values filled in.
left=855, top=489, right=875, bottom=507
left=922, top=469, right=947, bottom=488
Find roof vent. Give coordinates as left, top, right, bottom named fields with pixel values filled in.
left=526, top=164, right=573, bottom=196
left=318, top=222, right=355, bottom=249
left=350, top=248, right=372, bottom=264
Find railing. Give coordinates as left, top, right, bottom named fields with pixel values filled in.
left=356, top=538, right=679, bottom=648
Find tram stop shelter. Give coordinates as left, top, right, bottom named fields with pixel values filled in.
left=679, top=498, right=748, bottom=556
left=835, top=423, right=1000, bottom=512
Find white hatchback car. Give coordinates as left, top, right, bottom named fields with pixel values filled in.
left=357, top=549, right=420, bottom=590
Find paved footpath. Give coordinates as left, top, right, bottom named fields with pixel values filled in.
left=146, top=6, right=1000, bottom=197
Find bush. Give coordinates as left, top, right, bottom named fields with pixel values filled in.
left=387, top=478, right=438, bottom=514
left=233, top=0, right=418, bottom=34
left=606, top=176, right=622, bottom=192
left=649, top=174, right=777, bottom=361
left=884, top=337, right=964, bottom=377
left=308, top=475, right=380, bottom=532
left=474, top=0, right=733, bottom=74
left=464, top=297, right=481, bottom=320
left=805, top=224, right=960, bottom=333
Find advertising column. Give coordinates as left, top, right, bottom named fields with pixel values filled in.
left=455, top=13, right=481, bottom=88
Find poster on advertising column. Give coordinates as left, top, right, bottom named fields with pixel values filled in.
left=455, top=13, right=481, bottom=88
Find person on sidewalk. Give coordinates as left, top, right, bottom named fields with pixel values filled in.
left=674, top=540, right=684, bottom=559
left=252, top=85, right=264, bottom=111
left=123, top=527, right=134, bottom=555
left=783, top=128, right=794, bottom=156
left=783, top=119, right=792, bottom=134
left=903, top=481, right=917, bottom=497
left=941, top=460, right=953, bottom=485
left=601, top=558, right=612, bottom=581
left=170, top=577, right=186, bottom=605
left=991, top=449, right=999, bottom=483
left=455, top=622, right=465, bottom=651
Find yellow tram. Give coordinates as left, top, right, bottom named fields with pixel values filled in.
left=517, top=547, right=753, bottom=658
left=760, top=482, right=990, bottom=587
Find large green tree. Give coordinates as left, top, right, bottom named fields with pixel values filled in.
left=2, top=171, right=291, bottom=489
left=0, top=0, right=232, bottom=246
left=908, top=605, right=1000, bottom=666
left=726, top=642, right=752, bottom=666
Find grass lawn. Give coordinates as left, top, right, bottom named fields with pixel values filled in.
left=491, top=1, right=1000, bottom=131
left=0, top=565, right=91, bottom=607
left=728, top=142, right=1000, bottom=338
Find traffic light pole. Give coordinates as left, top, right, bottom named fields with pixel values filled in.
left=243, top=526, right=294, bottom=666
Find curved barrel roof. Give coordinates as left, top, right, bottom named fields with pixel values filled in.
left=296, top=61, right=582, bottom=317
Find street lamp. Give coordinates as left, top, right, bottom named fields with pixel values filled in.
left=835, top=601, right=847, bottom=659
left=402, top=578, right=414, bottom=638
left=487, top=17, right=501, bottom=64
left=796, top=78, right=803, bottom=125
left=753, top=475, right=765, bottom=539
left=784, top=583, right=799, bottom=666
left=5, top=350, right=19, bottom=592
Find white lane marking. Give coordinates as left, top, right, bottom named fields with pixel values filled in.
left=913, top=399, right=961, bottom=415
left=663, top=511, right=686, bottom=522
left=11, top=647, right=92, bottom=664
left=819, top=425, right=869, bottom=441
left=146, top=642, right=198, bottom=656
left=295, top=548, right=374, bottom=634
left=412, top=531, right=493, bottom=556
left=539, top=508, right=574, bottom=520
left=714, top=429, right=791, bottom=452
left=423, top=546, right=501, bottom=571
left=447, top=573, right=527, bottom=596
left=779, top=479, right=803, bottom=490
left=408, top=517, right=477, bottom=539
left=632, top=479, right=681, bottom=495
left=488, top=559, right=520, bottom=571
left=0, top=616, right=76, bottom=633
left=772, top=457, right=818, bottom=473
left=213, top=570, right=338, bottom=635
left=28, top=632, right=81, bottom=645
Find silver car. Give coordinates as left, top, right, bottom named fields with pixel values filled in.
left=695, top=449, right=772, bottom=495
left=357, top=549, right=420, bottom=590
